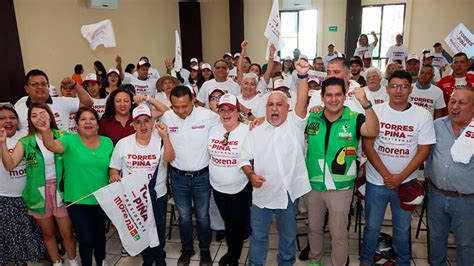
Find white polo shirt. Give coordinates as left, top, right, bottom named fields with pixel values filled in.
left=197, top=79, right=240, bottom=107
left=161, top=106, right=220, bottom=171
left=208, top=123, right=249, bottom=194
left=14, top=96, right=80, bottom=132
left=0, top=130, right=27, bottom=197
left=238, top=112, right=311, bottom=209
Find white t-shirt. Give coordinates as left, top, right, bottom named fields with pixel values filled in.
left=237, top=94, right=266, bottom=118
left=49, top=85, right=59, bottom=97
left=354, top=43, right=376, bottom=59
left=257, top=79, right=268, bottom=95
left=154, top=92, right=171, bottom=108
left=35, top=135, right=56, bottom=180
left=228, top=68, right=237, bottom=81
left=0, top=131, right=27, bottom=197
left=124, top=76, right=158, bottom=97
left=15, top=97, right=80, bottom=132
left=409, top=84, right=446, bottom=116
left=364, top=86, right=388, bottom=105
left=432, top=52, right=448, bottom=69
left=161, top=107, right=220, bottom=171
left=366, top=102, right=436, bottom=185
left=208, top=123, right=249, bottom=194
left=197, top=79, right=240, bottom=107
left=109, top=132, right=166, bottom=198
left=385, top=45, right=409, bottom=63
left=133, top=67, right=160, bottom=80
left=92, top=97, right=107, bottom=119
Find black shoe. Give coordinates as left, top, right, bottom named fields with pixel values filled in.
left=218, top=253, right=239, bottom=266
left=199, top=250, right=212, bottom=266
left=178, top=249, right=195, bottom=266
left=298, top=245, right=310, bottom=261
left=216, top=230, right=226, bottom=241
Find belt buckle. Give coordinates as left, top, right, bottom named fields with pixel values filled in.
left=184, top=172, right=194, bottom=178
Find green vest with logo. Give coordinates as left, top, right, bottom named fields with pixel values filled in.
left=306, top=107, right=359, bottom=191
left=20, top=129, right=66, bottom=214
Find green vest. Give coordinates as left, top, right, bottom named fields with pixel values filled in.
left=20, top=129, right=66, bottom=214
left=306, top=107, right=359, bottom=191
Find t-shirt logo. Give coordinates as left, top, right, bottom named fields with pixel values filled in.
left=338, top=124, right=352, bottom=140
left=26, top=152, right=38, bottom=166
left=306, top=122, right=320, bottom=135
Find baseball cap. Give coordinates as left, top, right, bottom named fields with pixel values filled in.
left=201, top=63, right=212, bottom=71
left=218, top=93, right=239, bottom=110
left=83, top=73, right=100, bottom=84
left=107, top=68, right=120, bottom=76
left=421, top=48, right=430, bottom=54
left=299, top=54, right=309, bottom=60
left=132, top=103, right=152, bottom=121
left=424, top=52, right=435, bottom=58
left=328, top=43, right=335, bottom=48
left=308, top=77, right=321, bottom=85
left=233, top=53, right=241, bottom=58
left=223, top=52, right=232, bottom=58
left=363, top=51, right=372, bottom=59
left=407, top=53, right=420, bottom=62
left=273, top=79, right=289, bottom=90
left=284, top=56, right=292, bottom=61
left=190, top=58, right=198, bottom=64
left=398, top=180, right=425, bottom=211
left=191, top=65, right=199, bottom=71
left=273, top=55, right=281, bottom=62
left=137, top=60, right=151, bottom=69
left=208, top=87, right=225, bottom=99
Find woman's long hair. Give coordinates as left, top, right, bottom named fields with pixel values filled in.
left=27, top=102, right=59, bottom=136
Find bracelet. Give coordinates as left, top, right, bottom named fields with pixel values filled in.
left=362, top=101, right=373, bottom=110
left=246, top=111, right=253, bottom=117
left=297, top=73, right=309, bottom=79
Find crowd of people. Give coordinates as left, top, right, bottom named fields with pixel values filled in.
left=0, top=33, right=473, bottom=266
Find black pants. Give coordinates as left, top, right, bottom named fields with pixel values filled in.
left=67, top=204, right=107, bottom=266
left=213, top=182, right=252, bottom=263
left=141, top=194, right=167, bottom=266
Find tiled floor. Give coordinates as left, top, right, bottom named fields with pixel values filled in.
left=30, top=200, right=458, bottom=266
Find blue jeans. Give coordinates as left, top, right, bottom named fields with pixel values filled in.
left=360, top=183, right=412, bottom=265
left=248, top=195, right=298, bottom=266
left=141, top=194, right=167, bottom=266
left=428, top=185, right=474, bottom=266
left=170, top=170, right=211, bottom=251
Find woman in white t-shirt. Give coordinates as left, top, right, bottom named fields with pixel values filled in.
left=354, top=31, right=378, bottom=59
left=83, top=73, right=107, bottom=119
left=208, top=94, right=251, bottom=265
left=104, top=68, right=122, bottom=95
left=109, top=103, right=174, bottom=266
left=237, top=73, right=265, bottom=119
left=0, top=105, right=45, bottom=265
left=155, top=75, right=181, bottom=108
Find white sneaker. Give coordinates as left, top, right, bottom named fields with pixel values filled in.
left=53, top=260, right=63, bottom=266
left=102, top=260, right=108, bottom=266
left=69, top=258, right=79, bottom=266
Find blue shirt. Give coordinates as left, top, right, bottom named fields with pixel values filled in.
left=426, top=116, right=474, bottom=194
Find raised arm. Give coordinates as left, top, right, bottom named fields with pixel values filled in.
left=353, top=88, right=379, bottom=137
left=164, top=59, right=173, bottom=76
left=236, top=40, right=249, bottom=84
left=134, top=95, right=169, bottom=119
left=294, top=59, right=310, bottom=119
left=0, top=129, right=25, bottom=171
left=156, top=123, right=175, bottom=162
left=61, top=78, right=93, bottom=108
left=116, top=55, right=125, bottom=81
left=37, top=115, right=65, bottom=154
left=371, top=31, right=379, bottom=47
left=262, top=44, right=276, bottom=85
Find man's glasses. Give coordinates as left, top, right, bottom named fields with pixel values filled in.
left=388, top=84, right=411, bottom=90
left=222, top=131, right=230, bottom=146
left=28, top=82, right=49, bottom=88
left=209, top=95, right=222, bottom=102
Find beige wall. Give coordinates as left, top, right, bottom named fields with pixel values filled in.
left=200, top=0, right=230, bottom=65
left=14, top=0, right=180, bottom=88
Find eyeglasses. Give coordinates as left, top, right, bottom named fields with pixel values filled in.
left=28, top=82, right=48, bottom=88
left=222, top=131, right=230, bottom=146
left=209, top=95, right=222, bottom=102
left=388, top=84, right=411, bottom=90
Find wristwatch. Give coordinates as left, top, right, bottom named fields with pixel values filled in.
left=246, top=111, right=253, bottom=117
left=362, top=101, right=373, bottom=110
left=297, top=73, right=309, bottom=79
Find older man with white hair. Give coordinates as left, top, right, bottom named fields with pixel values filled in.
left=238, top=89, right=311, bottom=266
left=363, top=67, right=389, bottom=105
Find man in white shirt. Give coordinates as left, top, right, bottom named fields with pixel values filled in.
left=15, top=69, right=93, bottom=132
left=385, top=34, right=409, bottom=66
left=360, top=70, right=436, bottom=265
left=223, top=53, right=237, bottom=80
left=313, top=57, right=325, bottom=72
left=406, top=53, right=421, bottom=84
left=124, top=60, right=158, bottom=97
left=323, top=43, right=338, bottom=69
left=411, top=65, right=446, bottom=119
left=196, top=60, right=240, bottom=107
left=422, top=53, right=441, bottom=83
left=364, top=67, right=389, bottom=105
left=160, top=85, right=220, bottom=266
left=433, top=43, right=449, bottom=75
left=133, top=56, right=160, bottom=80
left=238, top=91, right=311, bottom=266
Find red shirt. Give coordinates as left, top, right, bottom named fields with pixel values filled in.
left=437, top=73, right=474, bottom=116
left=98, top=116, right=135, bottom=145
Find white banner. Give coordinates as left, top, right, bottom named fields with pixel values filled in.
left=264, top=0, right=281, bottom=49
left=80, top=19, right=116, bottom=50
left=308, top=70, right=327, bottom=83
left=93, top=173, right=158, bottom=256
left=444, top=23, right=474, bottom=58
left=174, top=30, right=183, bottom=72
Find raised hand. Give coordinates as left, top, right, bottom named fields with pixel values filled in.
left=0, top=128, right=7, bottom=143
left=115, top=55, right=122, bottom=65
left=295, top=59, right=310, bottom=74
left=133, top=95, right=148, bottom=104
left=164, top=58, right=173, bottom=71
left=61, top=77, right=76, bottom=88
left=241, top=40, right=249, bottom=50
left=155, top=122, right=169, bottom=139
left=269, top=44, right=276, bottom=57
left=353, top=87, right=369, bottom=106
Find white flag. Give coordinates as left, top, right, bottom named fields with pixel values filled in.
left=93, top=173, right=158, bottom=256
left=80, top=19, right=116, bottom=50
left=264, top=0, right=281, bottom=49
left=444, top=23, right=474, bottom=58
left=174, top=30, right=183, bottom=72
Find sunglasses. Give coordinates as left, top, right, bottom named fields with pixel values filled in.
left=222, top=131, right=230, bottom=146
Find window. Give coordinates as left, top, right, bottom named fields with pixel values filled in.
left=280, top=9, right=318, bottom=60
left=361, top=4, right=406, bottom=68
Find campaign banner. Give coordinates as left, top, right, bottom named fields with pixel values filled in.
left=308, top=70, right=327, bottom=83
left=444, top=23, right=473, bottom=58
left=80, top=19, right=116, bottom=50
left=93, top=173, right=158, bottom=256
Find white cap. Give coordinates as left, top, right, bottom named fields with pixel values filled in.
left=218, top=93, right=238, bottom=109
left=273, top=79, right=289, bottom=90
left=201, top=63, right=212, bottom=71
left=328, top=43, right=335, bottom=47
left=132, top=103, right=152, bottom=121
left=233, top=53, right=241, bottom=58
left=209, top=87, right=225, bottom=96
left=191, top=65, right=199, bottom=71
left=308, top=77, right=320, bottom=85
left=421, top=48, right=430, bottom=54
left=424, top=52, right=435, bottom=58
left=284, top=56, right=292, bottom=61
left=299, top=54, right=309, bottom=60
left=107, top=68, right=120, bottom=75
left=190, top=58, right=198, bottom=63
left=407, top=53, right=420, bottom=62
left=84, top=73, right=100, bottom=84
left=363, top=51, right=372, bottom=59
left=273, top=55, right=281, bottom=62
left=224, top=52, right=232, bottom=58
left=137, top=60, right=150, bottom=69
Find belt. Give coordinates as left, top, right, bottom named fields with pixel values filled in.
left=169, top=165, right=209, bottom=178
left=429, top=179, right=474, bottom=198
